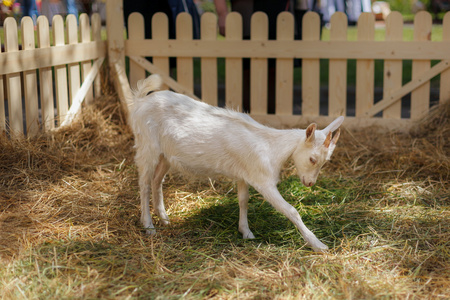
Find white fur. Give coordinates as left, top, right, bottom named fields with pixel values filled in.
left=130, top=74, right=344, bottom=252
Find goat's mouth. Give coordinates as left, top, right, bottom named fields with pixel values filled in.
left=301, top=177, right=314, bottom=187
left=301, top=177, right=307, bottom=187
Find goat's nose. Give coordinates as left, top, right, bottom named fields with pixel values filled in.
left=302, top=177, right=315, bottom=187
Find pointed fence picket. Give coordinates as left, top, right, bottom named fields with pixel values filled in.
left=4, top=18, right=23, bottom=134
left=128, top=12, right=146, bottom=90
left=176, top=13, right=194, bottom=94
left=152, top=13, right=170, bottom=91
left=53, top=15, right=70, bottom=126
left=0, top=42, right=4, bottom=131
left=67, top=15, right=81, bottom=108
left=225, top=12, right=243, bottom=111
left=329, top=12, right=347, bottom=117
left=250, top=12, right=268, bottom=114
left=200, top=12, right=218, bottom=106
left=356, top=13, right=375, bottom=118
left=0, top=13, right=106, bottom=136
left=442, top=13, right=450, bottom=103
left=383, top=12, right=403, bottom=119
left=302, top=12, right=321, bottom=117
left=21, top=17, right=39, bottom=136
left=275, top=12, right=294, bottom=115
left=92, top=13, right=102, bottom=99
left=37, top=16, right=55, bottom=131
left=81, top=14, right=94, bottom=105
left=411, top=12, right=432, bottom=120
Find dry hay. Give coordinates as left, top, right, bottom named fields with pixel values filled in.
left=325, top=101, right=449, bottom=205
left=337, top=102, right=448, bottom=180
left=0, top=95, right=135, bottom=260
left=0, top=94, right=449, bottom=298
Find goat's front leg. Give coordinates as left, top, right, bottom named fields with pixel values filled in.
left=152, top=155, right=170, bottom=225
left=237, top=180, right=255, bottom=239
left=256, top=185, right=328, bottom=252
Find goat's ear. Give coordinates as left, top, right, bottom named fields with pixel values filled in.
left=326, top=129, right=341, bottom=159
left=305, top=123, right=317, bottom=144
left=325, top=128, right=340, bottom=148
left=323, top=132, right=332, bottom=148
left=331, top=128, right=341, bottom=146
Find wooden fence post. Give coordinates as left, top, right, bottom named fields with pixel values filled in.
left=21, top=17, right=39, bottom=136
left=4, top=18, right=24, bottom=134
left=355, top=13, right=375, bottom=117
left=152, top=13, right=170, bottom=90
left=276, top=12, right=294, bottom=115
left=225, top=12, right=243, bottom=111
left=106, top=0, right=125, bottom=69
left=67, top=15, right=81, bottom=106
left=177, top=13, right=194, bottom=94
left=440, top=13, right=450, bottom=104
left=383, top=11, right=403, bottom=119
left=250, top=12, right=268, bottom=114
left=128, top=12, right=146, bottom=90
left=92, top=13, right=103, bottom=98
left=106, top=0, right=131, bottom=116
left=80, top=13, right=94, bottom=105
left=53, top=15, right=69, bottom=126
left=201, top=12, right=218, bottom=106
left=0, top=35, right=4, bottom=132
left=329, top=12, right=347, bottom=117
left=37, top=16, right=55, bottom=131
left=302, top=12, right=321, bottom=116
left=411, top=11, right=432, bottom=119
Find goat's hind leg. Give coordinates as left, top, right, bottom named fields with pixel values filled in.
left=238, top=180, right=255, bottom=239
left=138, top=161, right=157, bottom=235
left=152, top=154, right=171, bottom=225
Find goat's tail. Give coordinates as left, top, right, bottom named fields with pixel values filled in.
left=132, top=74, right=163, bottom=99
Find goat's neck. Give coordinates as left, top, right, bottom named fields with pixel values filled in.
left=268, top=128, right=305, bottom=170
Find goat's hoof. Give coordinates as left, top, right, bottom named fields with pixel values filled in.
left=160, top=219, right=170, bottom=226
left=309, top=241, right=329, bottom=253
left=145, top=228, right=156, bottom=236
left=313, top=247, right=328, bottom=253
left=242, top=232, right=255, bottom=239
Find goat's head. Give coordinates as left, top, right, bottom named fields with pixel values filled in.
left=293, top=116, right=344, bottom=187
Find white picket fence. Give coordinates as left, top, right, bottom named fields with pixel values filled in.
left=105, top=0, right=450, bottom=131
left=1, top=4, right=450, bottom=136
left=0, top=13, right=106, bottom=136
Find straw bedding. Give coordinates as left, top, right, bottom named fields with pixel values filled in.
left=0, top=92, right=448, bottom=298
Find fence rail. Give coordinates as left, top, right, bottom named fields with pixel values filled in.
left=108, top=6, right=450, bottom=131
left=0, top=13, right=106, bottom=136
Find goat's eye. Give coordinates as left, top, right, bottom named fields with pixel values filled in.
left=310, top=157, right=317, bottom=165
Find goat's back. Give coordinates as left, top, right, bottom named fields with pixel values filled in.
left=130, top=91, right=275, bottom=181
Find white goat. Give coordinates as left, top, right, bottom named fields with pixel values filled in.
left=130, top=74, right=343, bottom=252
